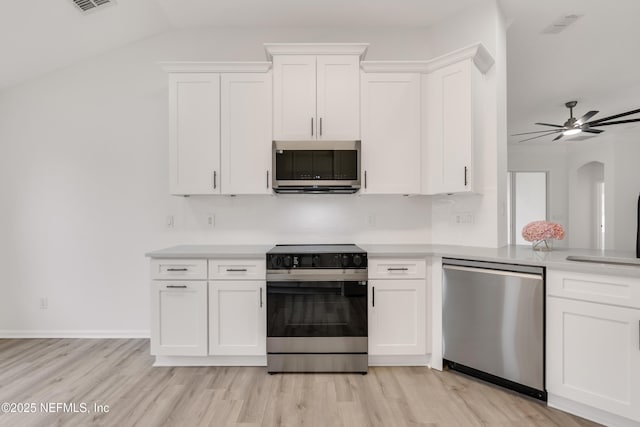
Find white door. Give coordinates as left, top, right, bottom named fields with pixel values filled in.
left=168, top=73, right=221, bottom=195
left=369, top=279, right=426, bottom=355
left=547, top=297, right=640, bottom=421
left=361, top=72, right=421, bottom=194
left=316, top=55, right=360, bottom=140
left=209, top=281, right=266, bottom=356
left=273, top=55, right=317, bottom=140
left=220, top=73, right=272, bottom=194
left=150, top=281, right=208, bottom=356
left=424, top=60, right=473, bottom=194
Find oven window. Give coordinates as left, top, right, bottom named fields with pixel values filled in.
left=267, top=281, right=367, bottom=337
left=275, top=150, right=358, bottom=181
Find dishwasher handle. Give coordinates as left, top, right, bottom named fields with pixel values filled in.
left=443, top=264, right=542, bottom=281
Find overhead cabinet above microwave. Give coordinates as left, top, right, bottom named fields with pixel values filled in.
left=267, top=43, right=368, bottom=141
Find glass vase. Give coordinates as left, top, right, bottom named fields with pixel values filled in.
left=532, top=238, right=554, bottom=251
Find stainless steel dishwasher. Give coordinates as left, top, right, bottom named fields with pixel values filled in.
left=442, top=258, right=546, bottom=400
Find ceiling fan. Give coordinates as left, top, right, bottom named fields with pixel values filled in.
left=513, top=101, right=640, bottom=142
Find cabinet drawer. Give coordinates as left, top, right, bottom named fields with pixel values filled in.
left=547, top=270, right=640, bottom=309
left=150, top=259, right=207, bottom=280
left=368, top=258, right=426, bottom=279
left=209, top=258, right=266, bottom=280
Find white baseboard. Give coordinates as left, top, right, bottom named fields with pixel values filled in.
left=368, top=354, right=430, bottom=367
left=0, top=330, right=150, bottom=339
left=548, top=394, right=640, bottom=427
left=154, top=355, right=267, bottom=367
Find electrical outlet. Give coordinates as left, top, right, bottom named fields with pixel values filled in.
left=365, top=213, right=376, bottom=226
left=40, top=297, right=48, bottom=310
left=166, top=215, right=174, bottom=229
left=454, top=213, right=474, bottom=224
left=206, top=213, right=216, bottom=228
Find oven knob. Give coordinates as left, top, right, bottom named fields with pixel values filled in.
left=342, top=255, right=351, bottom=268
left=283, top=255, right=292, bottom=268
left=312, top=255, right=320, bottom=267
left=352, top=254, right=363, bottom=267
left=271, top=256, right=282, bottom=268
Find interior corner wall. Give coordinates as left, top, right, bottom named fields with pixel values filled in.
left=0, top=26, right=437, bottom=336
left=426, top=0, right=508, bottom=247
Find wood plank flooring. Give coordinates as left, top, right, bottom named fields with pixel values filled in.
left=0, top=339, right=600, bottom=427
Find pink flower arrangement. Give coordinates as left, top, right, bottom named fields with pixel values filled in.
left=522, top=221, right=565, bottom=242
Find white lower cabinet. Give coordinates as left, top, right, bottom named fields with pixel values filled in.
left=209, top=281, right=266, bottom=356
left=547, top=270, right=640, bottom=424
left=150, top=281, right=208, bottom=356
left=368, top=278, right=426, bottom=356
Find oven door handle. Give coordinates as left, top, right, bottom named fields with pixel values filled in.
left=266, top=270, right=368, bottom=282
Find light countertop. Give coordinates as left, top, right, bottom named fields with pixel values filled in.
left=146, top=244, right=640, bottom=277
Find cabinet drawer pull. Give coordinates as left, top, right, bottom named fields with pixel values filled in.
left=266, top=170, right=269, bottom=189
left=364, top=170, right=367, bottom=189
left=372, top=286, right=375, bottom=307
left=166, top=268, right=188, bottom=272
left=387, top=267, right=409, bottom=271
left=226, top=268, right=248, bottom=272
left=320, top=117, right=323, bottom=136
left=166, top=285, right=187, bottom=289
left=213, top=170, right=217, bottom=189
left=311, top=117, right=314, bottom=136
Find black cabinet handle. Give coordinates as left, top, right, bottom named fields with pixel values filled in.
left=226, top=268, right=248, bottom=272
left=464, top=166, right=468, bottom=187
left=260, top=287, right=263, bottom=308
left=166, top=285, right=187, bottom=289
left=167, top=268, right=188, bottom=272
left=372, top=286, right=375, bottom=307
left=213, top=170, right=217, bottom=189
left=266, top=171, right=269, bottom=189
left=320, top=117, right=323, bottom=136
left=387, top=267, right=409, bottom=271
left=364, top=170, right=367, bottom=189
left=311, top=117, right=314, bottom=136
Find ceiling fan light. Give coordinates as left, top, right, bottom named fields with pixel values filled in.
left=563, top=128, right=582, bottom=136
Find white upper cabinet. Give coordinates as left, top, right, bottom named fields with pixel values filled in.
left=164, top=62, right=272, bottom=196
left=316, top=55, right=360, bottom=140
left=421, top=44, right=494, bottom=195
left=169, top=73, right=221, bottom=195
left=272, top=55, right=317, bottom=140
left=268, top=44, right=367, bottom=141
left=360, top=72, right=421, bottom=194
left=220, top=72, right=272, bottom=194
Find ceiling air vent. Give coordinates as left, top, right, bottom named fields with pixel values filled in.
left=541, top=14, right=583, bottom=34
left=70, top=0, right=116, bottom=13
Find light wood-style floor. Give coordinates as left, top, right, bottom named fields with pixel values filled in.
left=0, top=339, right=599, bottom=427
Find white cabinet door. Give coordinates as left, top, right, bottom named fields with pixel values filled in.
left=150, top=281, right=208, bottom=356
left=423, top=60, right=475, bottom=194
left=361, top=73, right=421, bottom=194
left=316, top=55, right=360, bottom=140
left=169, top=73, right=220, bottom=195
left=273, top=55, right=317, bottom=140
left=220, top=73, right=272, bottom=194
left=369, top=279, right=426, bottom=355
left=547, top=296, right=640, bottom=422
left=209, top=281, right=266, bottom=356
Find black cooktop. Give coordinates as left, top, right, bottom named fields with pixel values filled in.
left=267, top=244, right=365, bottom=255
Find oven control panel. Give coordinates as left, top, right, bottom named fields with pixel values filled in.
left=267, top=252, right=367, bottom=270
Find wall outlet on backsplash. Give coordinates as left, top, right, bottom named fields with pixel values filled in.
left=454, top=213, right=474, bottom=224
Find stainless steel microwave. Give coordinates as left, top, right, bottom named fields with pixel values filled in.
left=272, top=141, right=361, bottom=194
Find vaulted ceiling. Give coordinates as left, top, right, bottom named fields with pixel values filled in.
left=2, top=0, right=639, bottom=139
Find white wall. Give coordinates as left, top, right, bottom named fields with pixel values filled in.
left=427, top=0, right=508, bottom=247
left=0, top=27, right=440, bottom=336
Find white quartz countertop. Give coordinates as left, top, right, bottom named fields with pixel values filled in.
left=145, top=245, right=273, bottom=259
left=145, top=244, right=640, bottom=277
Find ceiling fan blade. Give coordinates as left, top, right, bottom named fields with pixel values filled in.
left=512, top=129, right=566, bottom=136
left=518, top=130, right=563, bottom=142
left=586, top=108, right=640, bottom=125
left=552, top=133, right=564, bottom=141
left=534, top=122, right=564, bottom=128
left=582, top=128, right=604, bottom=134
left=576, top=110, right=598, bottom=125
left=588, top=118, right=640, bottom=126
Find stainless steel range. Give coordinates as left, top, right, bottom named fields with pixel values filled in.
left=266, top=244, right=368, bottom=373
